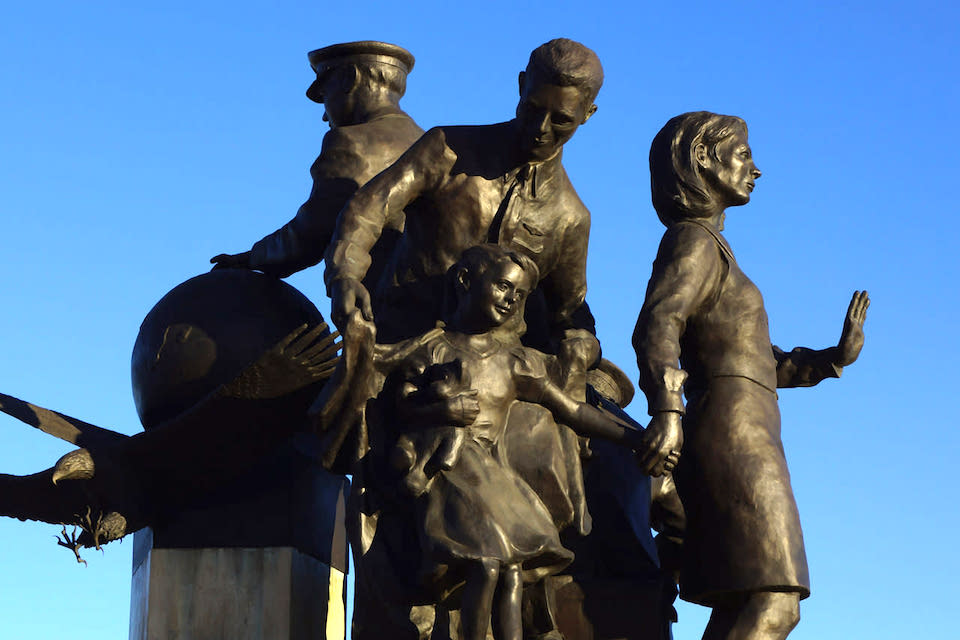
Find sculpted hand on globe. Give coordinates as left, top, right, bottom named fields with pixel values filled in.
left=210, top=251, right=252, bottom=270
left=836, top=290, right=870, bottom=366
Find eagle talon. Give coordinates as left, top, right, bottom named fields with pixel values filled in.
left=55, top=525, right=86, bottom=565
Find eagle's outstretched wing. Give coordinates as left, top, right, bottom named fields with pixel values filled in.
left=0, top=322, right=340, bottom=553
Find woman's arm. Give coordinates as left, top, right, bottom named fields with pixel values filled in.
left=774, top=290, right=869, bottom=388
left=631, top=223, right=726, bottom=475
left=632, top=224, right=724, bottom=413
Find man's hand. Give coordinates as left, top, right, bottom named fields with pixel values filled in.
left=329, top=277, right=374, bottom=330
left=837, top=290, right=870, bottom=366
left=637, top=411, right=683, bottom=477
left=210, top=251, right=252, bottom=270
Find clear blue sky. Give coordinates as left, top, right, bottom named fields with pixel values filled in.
left=1, top=1, right=956, bottom=638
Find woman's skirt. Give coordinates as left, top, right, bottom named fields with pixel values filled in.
left=676, top=376, right=810, bottom=606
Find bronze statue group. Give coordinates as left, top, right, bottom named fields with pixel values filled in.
left=2, top=38, right=868, bottom=640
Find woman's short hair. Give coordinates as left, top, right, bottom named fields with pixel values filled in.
left=649, top=111, right=747, bottom=226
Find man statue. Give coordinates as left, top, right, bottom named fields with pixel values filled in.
left=211, top=40, right=423, bottom=293
left=325, top=37, right=601, bottom=362
left=322, top=38, right=624, bottom=640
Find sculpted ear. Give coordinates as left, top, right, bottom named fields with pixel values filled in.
left=694, top=142, right=710, bottom=169
left=456, top=268, right=471, bottom=293
left=582, top=103, right=598, bottom=124
left=518, top=71, right=526, bottom=97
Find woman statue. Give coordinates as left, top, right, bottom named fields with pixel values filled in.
left=633, top=111, right=869, bottom=640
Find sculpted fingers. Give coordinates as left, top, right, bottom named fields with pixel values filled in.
left=857, top=291, right=871, bottom=323
left=331, top=279, right=373, bottom=329
left=637, top=434, right=665, bottom=476
left=210, top=254, right=230, bottom=269
left=356, top=285, right=373, bottom=321
left=662, top=450, right=681, bottom=473
left=306, top=361, right=339, bottom=380
left=331, top=295, right=351, bottom=329
left=643, top=453, right=667, bottom=477
left=450, top=390, right=481, bottom=425
left=650, top=447, right=681, bottom=476
left=837, top=291, right=869, bottom=365
left=209, top=251, right=251, bottom=270
left=851, top=290, right=863, bottom=317
left=637, top=412, right=683, bottom=476
left=848, top=290, right=869, bottom=324
left=846, top=291, right=860, bottom=322
left=458, top=389, right=481, bottom=413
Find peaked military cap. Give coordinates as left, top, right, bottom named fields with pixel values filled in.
left=306, top=40, right=415, bottom=103
left=586, top=358, right=636, bottom=408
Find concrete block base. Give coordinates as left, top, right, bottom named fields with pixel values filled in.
left=129, top=545, right=345, bottom=640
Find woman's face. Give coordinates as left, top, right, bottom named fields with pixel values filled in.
left=702, top=130, right=762, bottom=208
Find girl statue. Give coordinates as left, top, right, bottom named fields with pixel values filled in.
left=320, top=243, right=644, bottom=640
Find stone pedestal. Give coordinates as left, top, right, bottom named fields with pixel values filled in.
left=129, top=545, right=345, bottom=640
left=128, top=434, right=349, bottom=640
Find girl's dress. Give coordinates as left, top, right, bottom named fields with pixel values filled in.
left=398, top=331, right=574, bottom=599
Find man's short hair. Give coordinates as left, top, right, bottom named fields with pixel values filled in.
left=317, top=61, right=407, bottom=99
left=525, top=38, right=604, bottom=104
left=354, top=61, right=408, bottom=98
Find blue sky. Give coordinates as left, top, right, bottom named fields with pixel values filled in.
left=1, top=1, right=957, bottom=638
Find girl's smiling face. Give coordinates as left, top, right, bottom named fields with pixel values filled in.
left=461, top=259, right=532, bottom=329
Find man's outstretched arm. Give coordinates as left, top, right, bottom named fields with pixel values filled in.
left=324, top=127, right=454, bottom=328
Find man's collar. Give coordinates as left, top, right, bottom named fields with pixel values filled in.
left=505, top=149, right=563, bottom=199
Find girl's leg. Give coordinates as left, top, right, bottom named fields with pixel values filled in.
left=702, top=592, right=800, bottom=640
left=496, top=564, right=524, bottom=640
left=460, top=558, right=500, bottom=640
